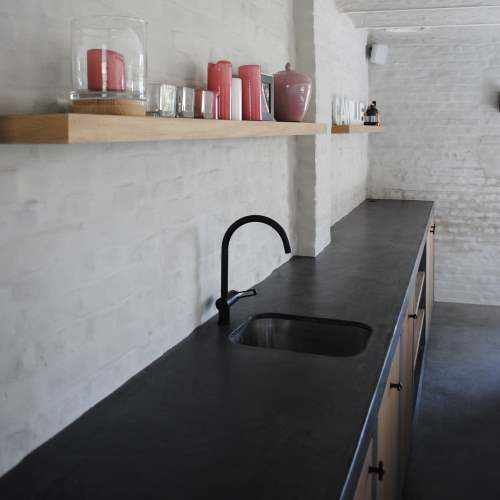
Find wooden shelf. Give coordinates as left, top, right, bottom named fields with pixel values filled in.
left=414, top=271, right=426, bottom=313
left=332, top=124, right=383, bottom=134
left=0, top=114, right=327, bottom=144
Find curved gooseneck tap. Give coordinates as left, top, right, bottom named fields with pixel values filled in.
left=216, top=215, right=292, bottom=325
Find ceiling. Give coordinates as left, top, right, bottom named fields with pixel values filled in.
left=337, top=1, right=500, bottom=29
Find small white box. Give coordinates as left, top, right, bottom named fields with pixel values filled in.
left=370, top=44, right=389, bottom=65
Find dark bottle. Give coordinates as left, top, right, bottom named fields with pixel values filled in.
left=364, top=101, right=380, bottom=126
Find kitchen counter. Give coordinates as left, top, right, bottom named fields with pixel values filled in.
left=0, top=199, right=434, bottom=500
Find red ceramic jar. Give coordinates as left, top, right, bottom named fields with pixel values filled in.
left=238, top=65, right=262, bottom=121
left=273, top=63, right=312, bottom=122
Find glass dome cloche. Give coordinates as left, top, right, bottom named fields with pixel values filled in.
left=69, top=16, right=147, bottom=115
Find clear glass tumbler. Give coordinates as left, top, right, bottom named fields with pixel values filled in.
left=333, top=95, right=342, bottom=125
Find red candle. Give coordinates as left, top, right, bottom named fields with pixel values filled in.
left=238, top=65, right=262, bottom=121
left=87, top=48, right=125, bottom=92
left=207, top=60, right=232, bottom=120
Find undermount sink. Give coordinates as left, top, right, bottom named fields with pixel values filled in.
left=229, top=313, right=372, bottom=357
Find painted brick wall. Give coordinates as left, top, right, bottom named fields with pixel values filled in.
left=315, top=0, right=369, bottom=228
left=0, top=0, right=371, bottom=475
left=0, top=0, right=297, bottom=475
left=294, top=0, right=369, bottom=256
left=369, top=27, right=500, bottom=305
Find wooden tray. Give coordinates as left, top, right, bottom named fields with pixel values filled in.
left=69, top=99, right=146, bottom=116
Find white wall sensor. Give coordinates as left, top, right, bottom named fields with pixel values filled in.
left=369, top=44, right=389, bottom=65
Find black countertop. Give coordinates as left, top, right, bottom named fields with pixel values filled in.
left=0, top=199, right=434, bottom=500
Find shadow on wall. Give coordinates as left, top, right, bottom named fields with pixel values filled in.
left=481, top=78, right=500, bottom=110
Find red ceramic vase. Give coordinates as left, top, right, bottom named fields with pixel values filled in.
left=238, top=65, right=262, bottom=121
left=273, top=63, right=312, bottom=122
left=207, top=60, right=232, bottom=120
left=87, top=48, right=125, bottom=92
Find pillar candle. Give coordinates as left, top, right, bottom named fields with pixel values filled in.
left=231, top=77, right=242, bottom=120
left=238, top=65, right=262, bottom=121
left=87, top=48, right=125, bottom=92
left=207, top=60, right=232, bottom=120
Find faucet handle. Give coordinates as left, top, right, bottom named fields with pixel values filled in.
left=227, top=288, right=257, bottom=305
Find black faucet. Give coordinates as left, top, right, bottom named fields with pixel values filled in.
left=215, top=215, right=292, bottom=325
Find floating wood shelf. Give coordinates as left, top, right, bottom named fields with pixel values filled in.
left=332, top=124, right=384, bottom=134
left=0, top=114, right=327, bottom=144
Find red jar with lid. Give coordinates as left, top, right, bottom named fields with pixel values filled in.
left=273, top=63, right=312, bottom=122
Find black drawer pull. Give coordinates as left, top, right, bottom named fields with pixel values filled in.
left=369, top=461, right=386, bottom=481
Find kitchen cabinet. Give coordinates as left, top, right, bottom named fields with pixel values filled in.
left=353, top=440, right=375, bottom=500
left=412, top=272, right=425, bottom=371
left=399, top=302, right=414, bottom=483
left=368, top=318, right=413, bottom=500
left=376, top=343, right=401, bottom=500
left=352, top=331, right=411, bottom=500
left=413, top=310, right=425, bottom=369
left=426, top=220, right=435, bottom=333
left=353, top=216, right=435, bottom=500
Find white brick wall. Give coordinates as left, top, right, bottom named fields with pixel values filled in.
left=315, top=0, right=369, bottom=227
left=0, top=0, right=298, bottom=475
left=294, top=0, right=369, bottom=256
left=369, top=27, right=500, bottom=306
left=0, top=0, right=370, bottom=475
left=337, top=0, right=500, bottom=12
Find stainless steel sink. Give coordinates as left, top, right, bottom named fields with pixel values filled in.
left=229, top=313, right=372, bottom=357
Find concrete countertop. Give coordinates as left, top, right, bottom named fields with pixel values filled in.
left=0, top=199, right=434, bottom=500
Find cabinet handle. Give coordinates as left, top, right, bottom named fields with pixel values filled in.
left=369, top=461, right=386, bottom=482
left=390, top=382, right=403, bottom=392
left=408, top=314, right=417, bottom=319
left=430, top=224, right=436, bottom=234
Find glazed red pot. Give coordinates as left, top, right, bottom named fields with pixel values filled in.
left=273, top=63, right=312, bottom=122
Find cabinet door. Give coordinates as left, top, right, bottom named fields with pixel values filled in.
left=399, top=309, right=414, bottom=484
left=353, top=440, right=375, bottom=500
left=426, top=219, right=435, bottom=333
left=377, top=342, right=401, bottom=500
